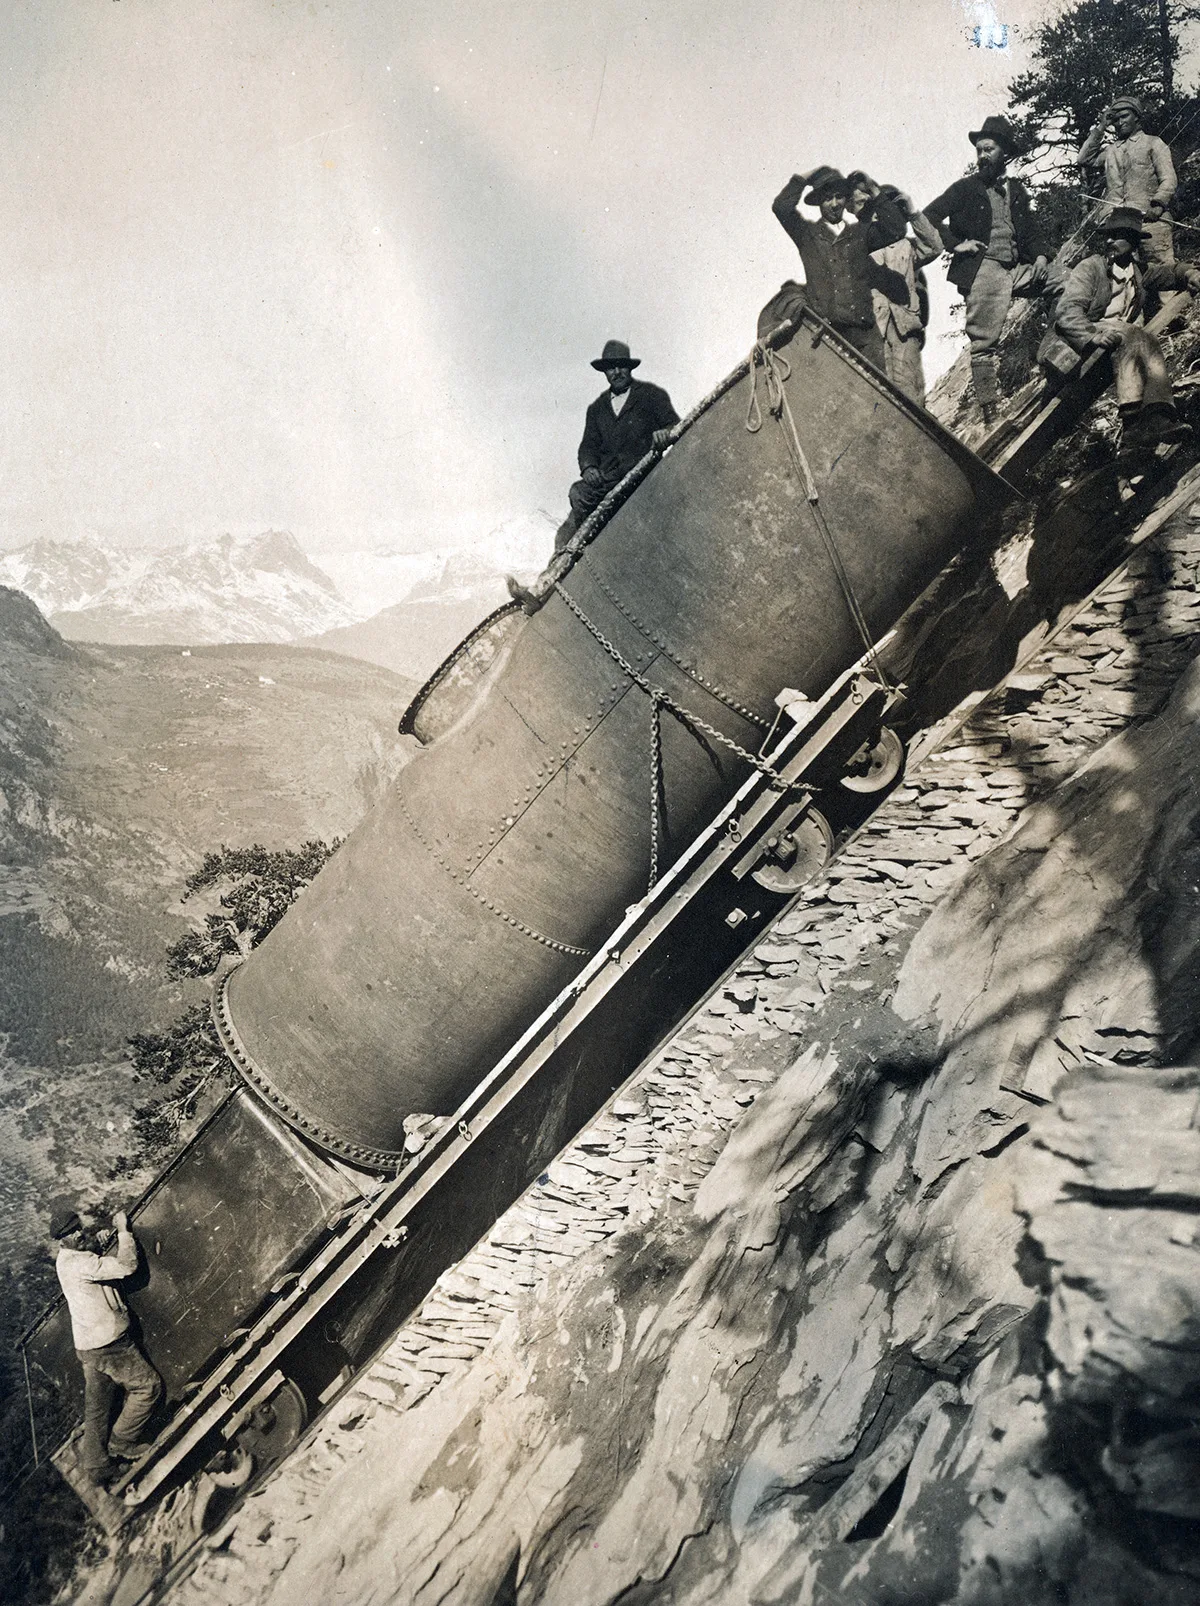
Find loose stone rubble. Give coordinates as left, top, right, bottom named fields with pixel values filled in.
left=111, top=481, right=1200, bottom=1606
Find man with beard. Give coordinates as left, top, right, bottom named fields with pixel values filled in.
left=1040, top=206, right=1200, bottom=452
left=925, top=115, right=1051, bottom=426
left=846, top=172, right=942, bottom=406
left=769, top=166, right=907, bottom=367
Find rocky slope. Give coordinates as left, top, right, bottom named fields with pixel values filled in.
left=52, top=477, right=1198, bottom=1606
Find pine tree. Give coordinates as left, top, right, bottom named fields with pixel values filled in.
left=1007, top=0, right=1200, bottom=178
left=164, top=839, right=341, bottom=979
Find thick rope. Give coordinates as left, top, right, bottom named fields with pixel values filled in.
left=553, top=582, right=791, bottom=790
left=590, top=569, right=772, bottom=730
left=746, top=340, right=885, bottom=675
left=395, top=789, right=592, bottom=958
left=22, top=1346, right=38, bottom=1470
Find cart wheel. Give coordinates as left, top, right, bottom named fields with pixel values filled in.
left=233, top=1378, right=308, bottom=1471
left=191, top=1445, right=255, bottom=1535
left=839, top=727, right=904, bottom=794
left=750, top=807, right=835, bottom=893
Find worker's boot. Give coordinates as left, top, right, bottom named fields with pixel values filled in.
left=505, top=574, right=546, bottom=616
left=971, top=355, right=1000, bottom=430
left=1122, top=401, right=1192, bottom=454
left=1137, top=402, right=1192, bottom=446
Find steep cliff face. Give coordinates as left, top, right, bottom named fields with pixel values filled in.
left=141, top=603, right=1200, bottom=1606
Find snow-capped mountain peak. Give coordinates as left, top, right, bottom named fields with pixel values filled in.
left=0, top=531, right=357, bottom=646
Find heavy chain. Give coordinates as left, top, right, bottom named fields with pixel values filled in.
left=591, top=569, right=772, bottom=730
left=648, top=693, right=663, bottom=888
left=552, top=582, right=791, bottom=789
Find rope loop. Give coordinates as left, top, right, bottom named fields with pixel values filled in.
left=745, top=340, right=792, bottom=435
left=743, top=333, right=884, bottom=672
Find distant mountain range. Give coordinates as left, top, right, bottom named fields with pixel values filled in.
left=0, top=530, right=356, bottom=645
left=303, top=512, right=556, bottom=680
left=0, top=585, right=417, bottom=1068
left=0, top=515, right=556, bottom=684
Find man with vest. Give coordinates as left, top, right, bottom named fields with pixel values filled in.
left=847, top=172, right=943, bottom=406
left=924, top=115, right=1052, bottom=427
left=1039, top=206, right=1200, bottom=453
left=51, top=1200, right=162, bottom=1488
left=1078, top=95, right=1177, bottom=266
left=770, top=167, right=907, bottom=368
left=555, top=340, right=679, bottom=552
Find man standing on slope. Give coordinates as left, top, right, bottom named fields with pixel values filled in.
left=847, top=172, right=943, bottom=406
left=51, top=1200, right=162, bottom=1488
left=770, top=166, right=907, bottom=367
left=924, top=115, right=1052, bottom=427
left=1077, top=95, right=1177, bottom=266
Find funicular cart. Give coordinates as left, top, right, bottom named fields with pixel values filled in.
left=19, top=310, right=1012, bottom=1530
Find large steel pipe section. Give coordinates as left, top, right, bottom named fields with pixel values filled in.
left=219, top=317, right=1011, bottom=1166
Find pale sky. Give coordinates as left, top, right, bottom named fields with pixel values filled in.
left=0, top=0, right=1058, bottom=554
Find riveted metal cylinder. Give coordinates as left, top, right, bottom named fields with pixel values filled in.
left=219, top=317, right=1011, bottom=1166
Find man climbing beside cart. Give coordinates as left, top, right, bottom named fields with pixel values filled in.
left=51, top=1200, right=161, bottom=1490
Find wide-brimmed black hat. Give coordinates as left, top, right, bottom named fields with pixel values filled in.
left=803, top=165, right=849, bottom=204
left=591, top=339, right=641, bottom=371
left=49, top=1200, right=83, bottom=1239
left=1097, top=203, right=1153, bottom=242
left=969, top=115, right=1023, bottom=155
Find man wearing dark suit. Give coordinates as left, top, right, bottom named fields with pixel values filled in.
left=770, top=166, right=907, bottom=367
left=556, top=340, right=679, bottom=551
left=924, top=115, right=1052, bottom=426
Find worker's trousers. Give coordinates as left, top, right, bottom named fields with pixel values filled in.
left=1097, top=319, right=1174, bottom=410
left=966, top=256, right=1060, bottom=409
left=557, top=474, right=618, bottom=550
left=832, top=320, right=887, bottom=371
left=881, top=319, right=927, bottom=407
left=78, top=1332, right=162, bottom=1473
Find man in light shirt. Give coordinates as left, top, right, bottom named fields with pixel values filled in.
left=1078, top=95, right=1177, bottom=265
left=846, top=173, right=943, bottom=406
left=1040, top=207, right=1200, bottom=452
left=51, top=1200, right=162, bottom=1487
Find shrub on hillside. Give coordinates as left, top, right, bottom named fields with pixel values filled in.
left=165, top=839, right=341, bottom=978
